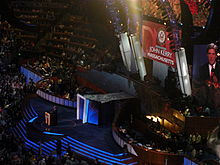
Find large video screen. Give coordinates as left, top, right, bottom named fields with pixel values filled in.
left=192, top=44, right=220, bottom=114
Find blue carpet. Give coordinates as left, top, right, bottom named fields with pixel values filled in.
left=28, top=97, right=123, bottom=154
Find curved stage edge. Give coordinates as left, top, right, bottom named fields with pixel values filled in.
left=12, top=96, right=138, bottom=165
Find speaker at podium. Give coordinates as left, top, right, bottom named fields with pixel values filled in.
left=45, top=107, right=57, bottom=126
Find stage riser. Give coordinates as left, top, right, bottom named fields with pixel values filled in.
left=11, top=98, right=138, bottom=165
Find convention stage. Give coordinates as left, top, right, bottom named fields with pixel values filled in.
left=26, top=96, right=124, bottom=154
left=11, top=95, right=140, bottom=164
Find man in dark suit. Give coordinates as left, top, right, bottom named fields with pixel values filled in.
left=199, top=43, right=220, bottom=83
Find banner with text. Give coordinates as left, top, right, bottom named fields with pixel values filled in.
left=142, top=20, right=176, bottom=67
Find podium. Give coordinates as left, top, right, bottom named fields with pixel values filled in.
left=45, top=111, right=57, bottom=126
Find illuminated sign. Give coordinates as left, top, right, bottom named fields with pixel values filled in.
left=142, top=20, right=177, bottom=67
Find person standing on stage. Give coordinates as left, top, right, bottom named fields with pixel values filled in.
left=199, top=43, right=220, bottom=83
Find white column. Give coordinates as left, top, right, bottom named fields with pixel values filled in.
left=129, top=34, right=147, bottom=81
left=119, top=32, right=138, bottom=73
left=175, top=47, right=192, bottom=96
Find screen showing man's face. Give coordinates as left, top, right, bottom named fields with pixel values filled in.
left=207, top=48, right=217, bottom=65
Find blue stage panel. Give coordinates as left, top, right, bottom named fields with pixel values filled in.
left=184, top=157, right=197, bottom=165
left=87, top=101, right=99, bottom=125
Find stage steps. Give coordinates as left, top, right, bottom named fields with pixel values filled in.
left=11, top=99, right=139, bottom=165
left=61, top=136, right=138, bottom=165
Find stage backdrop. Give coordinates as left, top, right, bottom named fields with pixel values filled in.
left=142, top=20, right=177, bottom=67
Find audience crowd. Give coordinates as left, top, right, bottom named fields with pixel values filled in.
left=0, top=64, right=36, bottom=165
left=0, top=63, right=102, bottom=165
left=25, top=55, right=81, bottom=100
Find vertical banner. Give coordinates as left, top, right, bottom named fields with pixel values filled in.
left=142, top=20, right=176, bottom=67
left=119, top=32, right=138, bottom=73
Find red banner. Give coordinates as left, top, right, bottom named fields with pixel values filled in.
left=142, top=20, right=176, bottom=67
